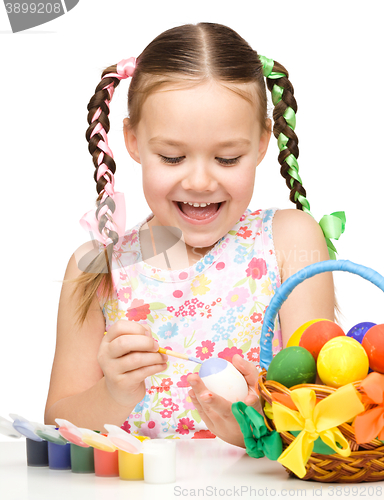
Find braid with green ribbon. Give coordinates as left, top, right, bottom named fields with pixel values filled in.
left=259, top=55, right=345, bottom=259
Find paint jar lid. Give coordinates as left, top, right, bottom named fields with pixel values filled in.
left=104, top=424, right=144, bottom=454
left=9, top=414, right=44, bottom=442
left=35, top=426, right=68, bottom=445
left=0, top=416, right=22, bottom=438
left=81, top=429, right=117, bottom=452
left=55, top=418, right=89, bottom=447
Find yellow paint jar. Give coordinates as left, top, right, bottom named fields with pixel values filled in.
left=118, top=436, right=149, bottom=480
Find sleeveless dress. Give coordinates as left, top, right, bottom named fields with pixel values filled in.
left=97, top=207, right=283, bottom=439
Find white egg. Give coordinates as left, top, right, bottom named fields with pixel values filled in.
left=199, top=358, right=249, bottom=403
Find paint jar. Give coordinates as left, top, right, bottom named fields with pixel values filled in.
left=118, top=436, right=149, bottom=480
left=47, top=441, right=71, bottom=470
left=94, top=434, right=119, bottom=477
left=70, top=443, right=95, bottom=473
left=26, top=438, right=49, bottom=467
left=143, top=439, right=176, bottom=483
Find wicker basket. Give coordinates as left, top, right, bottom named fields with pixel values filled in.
left=258, top=260, right=384, bottom=483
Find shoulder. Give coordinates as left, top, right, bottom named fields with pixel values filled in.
left=272, top=209, right=329, bottom=275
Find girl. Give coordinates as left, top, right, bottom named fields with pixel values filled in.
left=44, top=22, right=338, bottom=447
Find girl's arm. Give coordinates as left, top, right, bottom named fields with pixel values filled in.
left=187, top=209, right=335, bottom=447
left=44, top=243, right=167, bottom=431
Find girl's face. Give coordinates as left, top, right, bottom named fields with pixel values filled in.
left=124, top=80, right=271, bottom=262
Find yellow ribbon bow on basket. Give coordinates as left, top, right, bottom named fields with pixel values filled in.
left=272, top=384, right=365, bottom=478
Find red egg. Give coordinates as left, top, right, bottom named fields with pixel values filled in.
left=299, top=321, right=345, bottom=360
left=362, top=324, right=384, bottom=373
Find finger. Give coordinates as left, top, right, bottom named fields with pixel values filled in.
left=113, top=351, right=168, bottom=373
left=188, top=390, right=214, bottom=429
left=231, top=354, right=259, bottom=387
left=108, top=334, right=159, bottom=359
left=120, top=362, right=168, bottom=384
left=188, top=376, right=233, bottom=420
left=105, top=320, right=153, bottom=342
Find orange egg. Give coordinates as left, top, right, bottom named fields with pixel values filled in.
left=287, top=319, right=332, bottom=348
left=362, top=324, right=384, bottom=373
left=299, top=321, right=345, bottom=360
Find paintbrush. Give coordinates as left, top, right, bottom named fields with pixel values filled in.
left=158, top=347, right=202, bottom=364
left=104, top=331, right=201, bottom=364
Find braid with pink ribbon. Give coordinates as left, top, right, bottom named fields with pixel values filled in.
left=80, top=58, right=136, bottom=251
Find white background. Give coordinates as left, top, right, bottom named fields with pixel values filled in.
left=0, top=1, right=383, bottom=441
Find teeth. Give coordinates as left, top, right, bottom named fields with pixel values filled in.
left=182, top=202, right=211, bottom=207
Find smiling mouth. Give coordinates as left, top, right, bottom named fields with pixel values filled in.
left=175, top=201, right=223, bottom=220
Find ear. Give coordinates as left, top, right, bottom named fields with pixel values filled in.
left=123, top=117, right=141, bottom=164
left=256, top=118, right=272, bottom=166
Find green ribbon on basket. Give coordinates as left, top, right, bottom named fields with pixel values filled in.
left=232, top=402, right=283, bottom=460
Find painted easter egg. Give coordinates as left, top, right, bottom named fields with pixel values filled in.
left=266, top=346, right=316, bottom=388
left=347, top=322, right=376, bottom=344
left=287, top=319, right=332, bottom=348
left=199, top=358, right=248, bottom=403
left=317, top=336, right=369, bottom=387
left=299, top=321, right=345, bottom=360
left=362, top=324, right=384, bottom=373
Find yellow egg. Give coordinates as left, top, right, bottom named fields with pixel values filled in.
left=317, top=336, right=369, bottom=388
left=287, top=318, right=332, bottom=347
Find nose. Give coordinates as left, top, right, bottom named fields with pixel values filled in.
left=180, top=161, right=219, bottom=193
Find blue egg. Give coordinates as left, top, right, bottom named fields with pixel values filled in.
left=347, top=322, right=376, bottom=344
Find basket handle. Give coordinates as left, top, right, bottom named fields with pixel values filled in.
left=260, top=259, right=384, bottom=370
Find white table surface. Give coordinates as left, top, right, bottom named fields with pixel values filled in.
left=0, top=440, right=383, bottom=500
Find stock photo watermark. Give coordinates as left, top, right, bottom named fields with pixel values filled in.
left=3, top=0, right=79, bottom=32
left=173, top=484, right=383, bottom=497
left=75, top=224, right=321, bottom=283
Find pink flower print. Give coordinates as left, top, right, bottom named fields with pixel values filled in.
left=191, top=298, right=199, bottom=304
left=192, top=429, right=216, bottom=439
left=225, top=287, right=250, bottom=308
left=247, top=347, right=260, bottom=363
left=218, top=347, right=244, bottom=363
left=246, top=258, right=267, bottom=280
left=177, top=374, right=192, bottom=387
left=176, top=418, right=195, bottom=435
left=126, top=299, right=151, bottom=321
left=160, top=409, right=173, bottom=418
left=237, top=226, right=252, bottom=239
left=117, top=287, right=132, bottom=303
left=171, top=403, right=179, bottom=412
left=161, top=398, right=173, bottom=407
left=250, top=312, right=262, bottom=323
left=197, top=302, right=204, bottom=308
left=141, top=420, right=159, bottom=439
left=196, top=340, right=215, bottom=361
left=167, top=306, right=175, bottom=312
left=120, top=421, right=131, bottom=434
left=182, top=395, right=195, bottom=410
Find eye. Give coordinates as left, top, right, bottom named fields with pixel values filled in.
left=216, top=157, right=241, bottom=166
left=159, top=155, right=184, bottom=164
left=159, top=155, right=241, bottom=166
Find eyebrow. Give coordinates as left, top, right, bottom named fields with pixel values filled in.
left=148, top=136, right=251, bottom=147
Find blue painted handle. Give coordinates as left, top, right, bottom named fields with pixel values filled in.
left=260, top=260, right=384, bottom=370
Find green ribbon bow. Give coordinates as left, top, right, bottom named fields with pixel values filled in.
left=259, top=55, right=346, bottom=260
left=319, top=211, right=346, bottom=260
left=232, top=402, right=283, bottom=460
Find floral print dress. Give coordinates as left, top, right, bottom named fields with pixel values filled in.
left=97, top=207, right=283, bottom=439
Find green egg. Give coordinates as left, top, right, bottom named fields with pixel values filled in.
left=266, top=346, right=316, bottom=388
